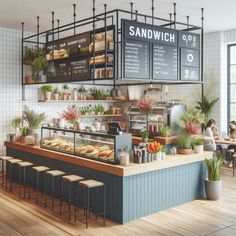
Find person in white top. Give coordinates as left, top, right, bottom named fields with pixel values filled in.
left=204, top=119, right=222, bottom=153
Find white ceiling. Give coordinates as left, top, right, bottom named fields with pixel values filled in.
left=0, top=0, right=235, bottom=33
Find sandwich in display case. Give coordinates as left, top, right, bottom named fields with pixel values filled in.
left=41, top=126, right=132, bottom=165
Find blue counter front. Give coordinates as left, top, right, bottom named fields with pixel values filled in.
left=5, top=141, right=212, bottom=224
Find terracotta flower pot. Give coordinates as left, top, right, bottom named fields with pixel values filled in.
left=177, top=148, right=193, bottom=155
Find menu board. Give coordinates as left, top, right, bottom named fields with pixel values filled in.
left=179, top=32, right=200, bottom=81
left=121, top=19, right=201, bottom=82
left=123, top=40, right=150, bottom=79
left=70, top=58, right=89, bottom=80
left=46, top=32, right=90, bottom=57
left=153, top=44, right=178, bottom=80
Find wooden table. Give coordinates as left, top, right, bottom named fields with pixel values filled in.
left=215, top=139, right=236, bottom=146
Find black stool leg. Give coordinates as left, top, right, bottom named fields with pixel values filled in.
left=86, top=188, right=89, bottom=228
left=45, top=175, right=47, bottom=208
left=18, top=166, right=21, bottom=197
left=23, top=167, right=26, bottom=198
left=52, top=177, right=54, bottom=211
left=36, top=172, right=39, bottom=203
left=60, top=180, right=63, bottom=216
left=74, top=182, right=77, bottom=222
left=233, top=158, right=235, bottom=177
left=103, top=185, right=106, bottom=226
left=1, top=160, right=4, bottom=188
left=69, top=182, right=71, bottom=220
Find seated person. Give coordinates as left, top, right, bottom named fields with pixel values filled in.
left=226, top=120, right=236, bottom=168
left=204, top=119, right=222, bottom=153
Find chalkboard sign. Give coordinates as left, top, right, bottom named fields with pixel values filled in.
left=179, top=32, right=200, bottom=81
left=46, top=32, right=90, bottom=57
left=153, top=44, right=178, bottom=80
left=70, top=58, right=89, bottom=80
left=123, top=39, right=150, bottom=79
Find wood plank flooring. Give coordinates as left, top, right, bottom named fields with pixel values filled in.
left=0, top=168, right=235, bottom=236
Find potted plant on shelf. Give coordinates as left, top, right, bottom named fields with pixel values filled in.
left=139, top=130, right=149, bottom=143
left=178, top=108, right=205, bottom=135
left=22, top=105, right=45, bottom=143
left=137, top=96, right=153, bottom=115
left=60, top=105, right=80, bottom=130
left=31, top=54, right=48, bottom=82
left=62, top=84, right=70, bottom=100
left=53, top=87, right=60, bottom=100
left=93, top=105, right=105, bottom=115
left=205, top=154, right=224, bottom=200
left=80, top=105, right=92, bottom=116
left=11, top=116, right=29, bottom=143
left=23, top=46, right=38, bottom=65
left=159, top=125, right=172, bottom=137
left=192, top=138, right=204, bottom=154
left=176, top=132, right=193, bottom=154
left=195, top=95, right=220, bottom=126
left=40, top=85, right=53, bottom=101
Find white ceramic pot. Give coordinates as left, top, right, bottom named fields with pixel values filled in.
left=54, top=93, right=59, bottom=100
left=45, top=92, right=51, bottom=101
left=73, top=90, right=78, bottom=100
left=205, top=179, right=222, bottom=200
left=194, top=145, right=204, bottom=154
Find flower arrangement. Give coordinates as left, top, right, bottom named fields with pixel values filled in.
left=60, top=105, right=80, bottom=128
left=147, top=141, right=163, bottom=154
left=137, top=96, right=153, bottom=115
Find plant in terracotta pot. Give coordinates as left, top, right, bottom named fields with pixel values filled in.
left=62, top=84, right=70, bottom=100
left=11, top=117, right=28, bottom=142
left=60, top=105, right=80, bottom=130
left=23, top=46, right=39, bottom=65
left=140, top=130, right=149, bottom=143
left=53, top=87, right=60, bottom=100
left=159, top=125, right=172, bottom=137
left=205, top=154, right=224, bottom=200
left=176, top=132, right=193, bottom=154
left=178, top=108, right=205, bottom=135
left=40, top=85, right=53, bottom=101
left=93, top=105, right=105, bottom=115
left=19, top=126, right=29, bottom=143
left=192, top=138, right=204, bottom=154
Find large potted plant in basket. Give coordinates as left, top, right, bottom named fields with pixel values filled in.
left=205, top=154, right=224, bottom=200
left=176, top=132, right=193, bottom=154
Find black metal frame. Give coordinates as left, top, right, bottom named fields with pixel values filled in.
left=21, top=8, right=204, bottom=99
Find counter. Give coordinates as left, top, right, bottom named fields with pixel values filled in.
left=5, top=141, right=213, bottom=224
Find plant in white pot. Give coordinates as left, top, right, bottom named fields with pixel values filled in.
left=53, top=87, right=60, bottom=100
left=192, top=138, right=204, bottom=154
left=40, top=85, right=53, bottom=101
left=176, top=132, right=193, bottom=154
left=205, top=154, right=224, bottom=200
left=22, top=105, right=46, bottom=144
left=159, top=125, right=172, bottom=137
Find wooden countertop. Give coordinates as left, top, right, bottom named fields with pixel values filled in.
left=5, top=141, right=213, bottom=177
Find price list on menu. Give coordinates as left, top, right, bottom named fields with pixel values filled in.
left=123, top=40, right=150, bottom=79
left=153, top=44, right=178, bottom=80
left=70, top=58, right=89, bottom=80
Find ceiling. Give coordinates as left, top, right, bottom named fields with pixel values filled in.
left=0, top=0, right=235, bottom=33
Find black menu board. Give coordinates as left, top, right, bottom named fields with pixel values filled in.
left=46, top=32, right=90, bottom=56
left=153, top=44, right=178, bottom=80
left=123, top=40, right=150, bottom=79
left=179, top=32, right=200, bottom=81
left=70, top=58, right=89, bottom=80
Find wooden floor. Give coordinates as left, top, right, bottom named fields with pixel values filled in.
left=0, top=168, right=236, bottom=236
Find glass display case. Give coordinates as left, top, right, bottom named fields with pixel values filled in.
left=41, top=127, right=132, bottom=165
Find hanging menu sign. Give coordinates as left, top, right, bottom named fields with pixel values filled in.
left=70, top=58, right=89, bottom=80
left=123, top=40, right=150, bottom=79
left=179, top=32, right=200, bottom=81
left=153, top=44, right=178, bottom=80
left=122, top=19, right=178, bottom=81
left=121, top=19, right=201, bottom=82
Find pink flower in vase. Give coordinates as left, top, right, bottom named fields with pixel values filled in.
left=60, top=105, right=80, bottom=128
left=137, top=97, right=153, bottom=115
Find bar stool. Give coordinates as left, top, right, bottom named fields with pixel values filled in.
left=60, top=175, right=84, bottom=221
left=0, top=156, right=13, bottom=188
left=79, top=180, right=105, bottom=228
left=6, top=158, right=22, bottom=191
left=45, top=170, right=65, bottom=211
left=32, top=166, right=50, bottom=204
left=17, top=162, right=34, bottom=199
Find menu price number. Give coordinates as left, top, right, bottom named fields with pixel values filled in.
left=179, top=32, right=200, bottom=49
left=182, top=67, right=199, bottom=81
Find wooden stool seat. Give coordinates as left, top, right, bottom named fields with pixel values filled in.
left=33, top=166, right=50, bottom=172
left=7, top=159, right=22, bottom=164
left=228, top=149, right=235, bottom=153
left=80, top=180, right=104, bottom=188
left=62, top=175, right=83, bottom=182
left=17, top=162, right=33, bottom=167
left=0, top=156, right=13, bottom=161
left=46, top=170, right=65, bottom=177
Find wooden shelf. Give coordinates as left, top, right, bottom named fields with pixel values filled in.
left=38, top=99, right=134, bottom=103
left=80, top=114, right=123, bottom=118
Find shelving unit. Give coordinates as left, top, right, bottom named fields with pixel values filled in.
left=80, top=114, right=123, bottom=118
left=38, top=99, right=135, bottom=103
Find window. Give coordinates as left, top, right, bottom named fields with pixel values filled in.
left=228, top=44, right=236, bottom=123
